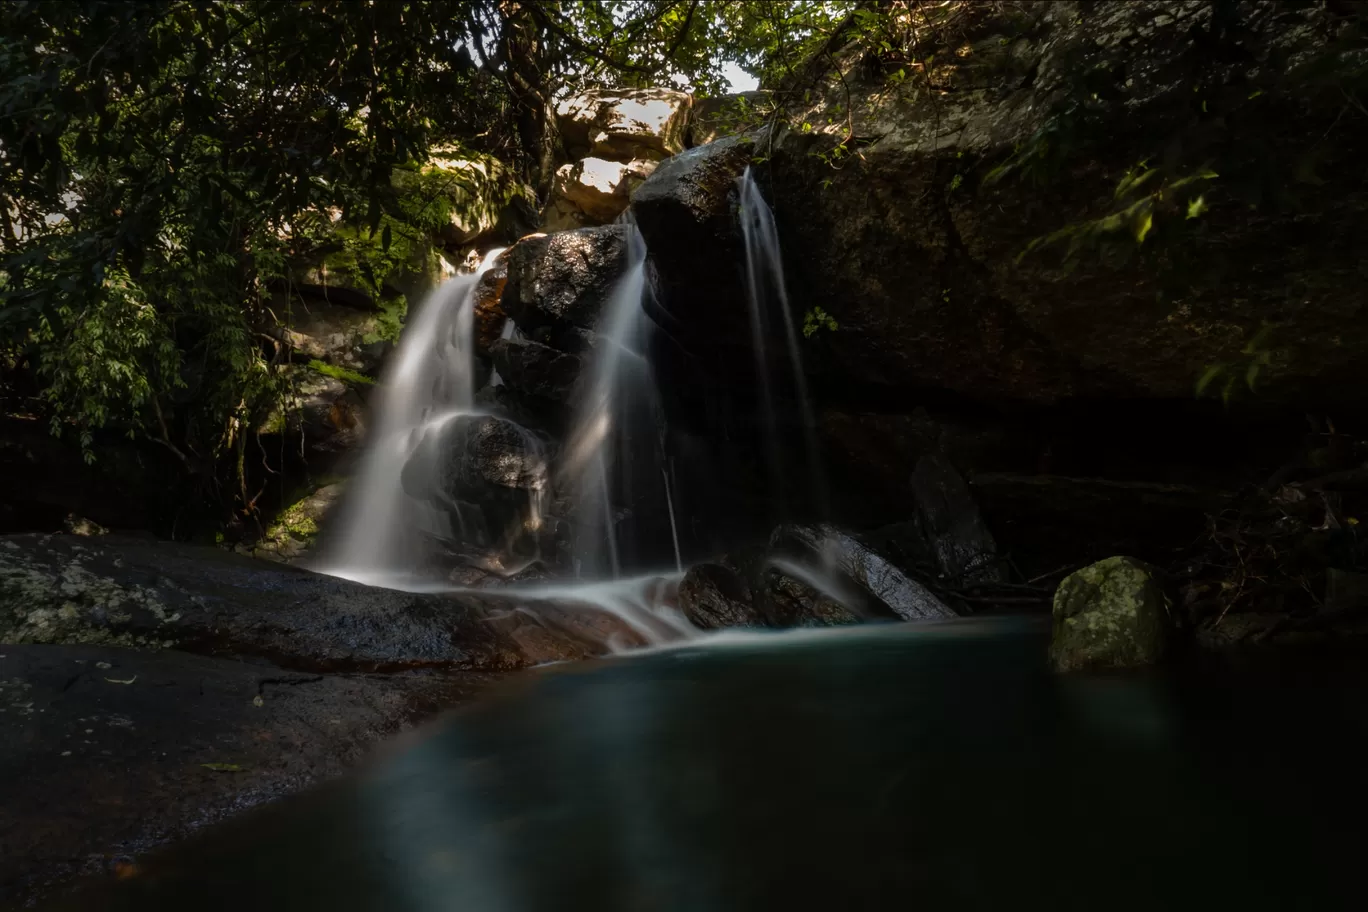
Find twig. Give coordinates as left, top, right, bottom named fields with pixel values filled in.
left=150, top=397, right=191, bottom=467
left=1026, top=564, right=1075, bottom=585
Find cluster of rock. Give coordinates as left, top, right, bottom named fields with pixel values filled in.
left=542, top=89, right=693, bottom=230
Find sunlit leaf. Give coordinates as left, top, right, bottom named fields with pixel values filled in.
left=1133, top=209, right=1153, bottom=244
left=1195, top=364, right=1224, bottom=396
left=1186, top=195, right=1207, bottom=219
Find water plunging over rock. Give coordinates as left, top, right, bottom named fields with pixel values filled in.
left=318, top=249, right=510, bottom=583
left=738, top=166, right=825, bottom=514
left=555, top=222, right=674, bottom=577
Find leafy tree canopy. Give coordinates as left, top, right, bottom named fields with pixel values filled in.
left=0, top=0, right=884, bottom=518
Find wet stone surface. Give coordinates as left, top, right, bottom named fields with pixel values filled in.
left=0, top=644, right=495, bottom=908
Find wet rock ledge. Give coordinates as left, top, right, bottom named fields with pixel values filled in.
left=0, top=533, right=648, bottom=907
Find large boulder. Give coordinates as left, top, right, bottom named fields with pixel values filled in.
left=502, top=225, right=630, bottom=341
left=490, top=337, right=583, bottom=404
left=769, top=524, right=956, bottom=622
left=678, top=562, right=762, bottom=629
left=557, top=89, right=694, bottom=162
left=256, top=367, right=367, bottom=454
left=542, top=157, right=657, bottom=231
left=631, top=135, right=756, bottom=340
left=400, top=414, right=548, bottom=505
left=398, top=413, right=550, bottom=560
left=1049, top=556, right=1172, bottom=672
left=757, top=0, right=1368, bottom=410
left=758, top=562, right=865, bottom=628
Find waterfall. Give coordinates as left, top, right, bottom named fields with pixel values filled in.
left=316, top=249, right=507, bottom=586
left=310, top=177, right=844, bottom=648
left=557, top=223, right=675, bottom=577
left=737, top=168, right=827, bottom=518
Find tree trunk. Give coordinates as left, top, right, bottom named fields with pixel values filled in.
left=498, top=1, right=561, bottom=201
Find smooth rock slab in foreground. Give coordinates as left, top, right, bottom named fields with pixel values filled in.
left=0, top=535, right=642, bottom=672
left=0, top=644, right=496, bottom=908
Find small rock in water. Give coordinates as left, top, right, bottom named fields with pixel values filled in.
left=1049, top=556, right=1171, bottom=672
left=678, top=563, right=759, bottom=629
left=760, top=566, right=864, bottom=628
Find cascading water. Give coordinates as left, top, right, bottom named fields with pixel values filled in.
left=314, top=225, right=688, bottom=643
left=557, top=222, right=680, bottom=577
left=317, top=249, right=518, bottom=586
left=737, top=167, right=827, bottom=517
left=315, top=176, right=853, bottom=649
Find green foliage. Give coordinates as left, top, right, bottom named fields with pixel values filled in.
left=0, top=1, right=499, bottom=478
left=307, top=360, right=374, bottom=388
left=802, top=306, right=838, bottom=339
left=1196, top=325, right=1277, bottom=404
left=365, top=297, right=409, bottom=347
left=31, top=267, right=178, bottom=459
left=1017, top=164, right=1219, bottom=267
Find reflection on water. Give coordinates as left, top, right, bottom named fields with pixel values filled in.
left=59, top=619, right=1368, bottom=910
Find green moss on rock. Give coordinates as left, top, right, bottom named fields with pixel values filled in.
left=253, top=484, right=344, bottom=564
left=307, top=359, right=374, bottom=387
left=1049, top=556, right=1171, bottom=672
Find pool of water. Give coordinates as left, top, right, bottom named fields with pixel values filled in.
left=51, top=618, right=1368, bottom=910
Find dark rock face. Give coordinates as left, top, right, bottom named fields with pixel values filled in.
left=970, top=474, right=1233, bottom=578
left=0, top=643, right=495, bottom=908
left=910, top=453, right=1003, bottom=585
left=490, top=337, right=583, bottom=404
left=761, top=1, right=1368, bottom=409
left=471, top=251, right=511, bottom=358
left=678, top=563, right=760, bottom=629
left=631, top=135, right=756, bottom=345
left=0, top=418, right=195, bottom=538
left=502, top=225, right=629, bottom=340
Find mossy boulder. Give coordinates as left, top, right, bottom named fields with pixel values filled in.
left=255, top=366, right=365, bottom=454
left=249, top=484, right=344, bottom=564
left=1049, top=556, right=1171, bottom=672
